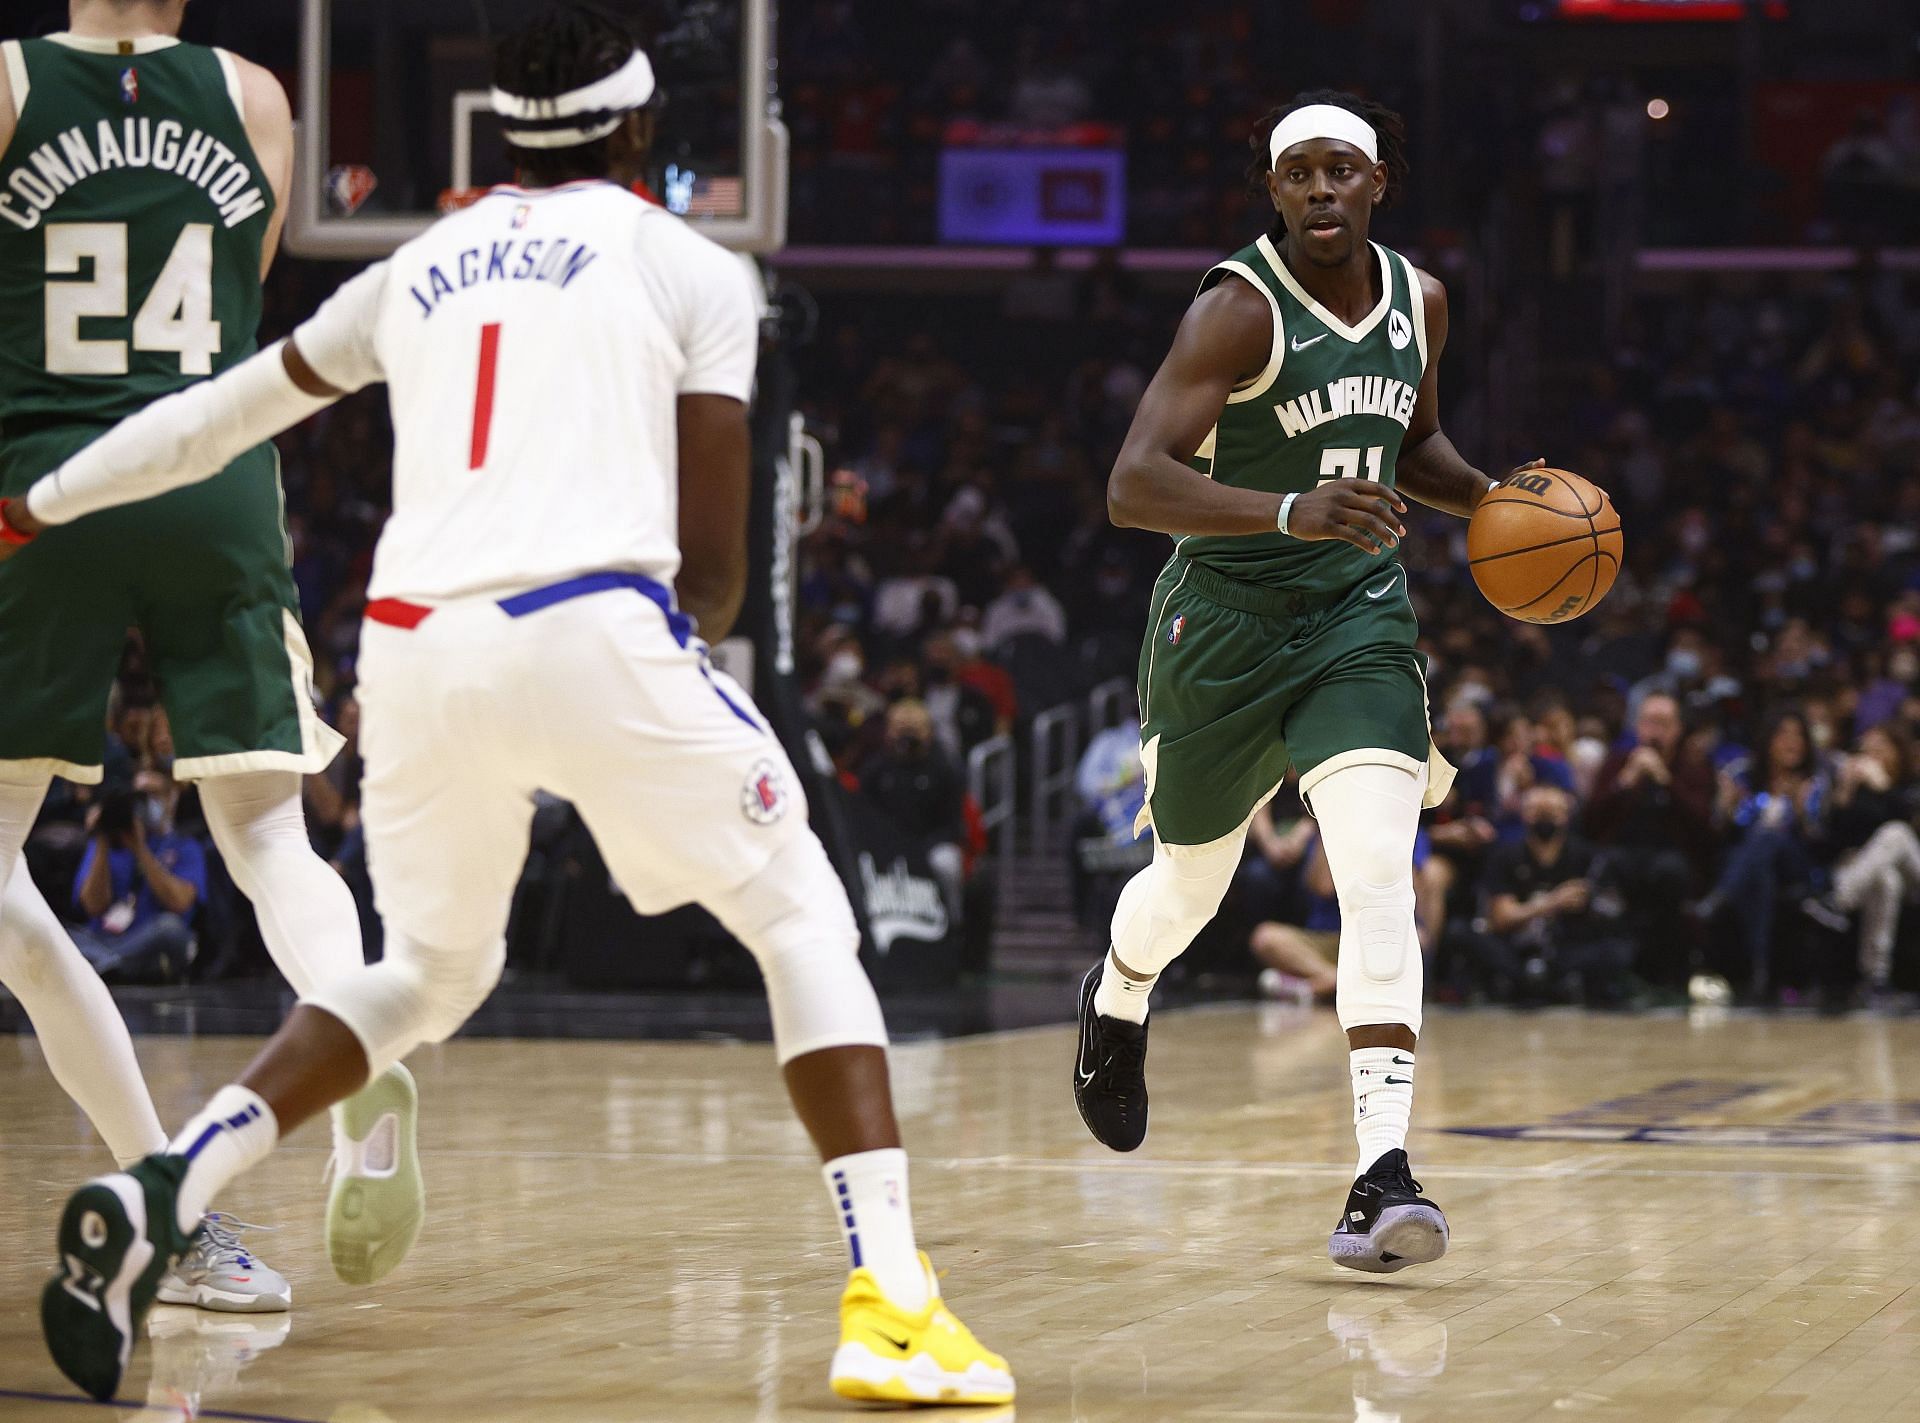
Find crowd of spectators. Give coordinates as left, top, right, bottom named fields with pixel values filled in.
left=19, top=189, right=1920, bottom=1010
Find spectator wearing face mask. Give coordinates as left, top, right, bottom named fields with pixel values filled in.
left=1586, top=691, right=1716, bottom=981
left=1697, top=710, right=1829, bottom=999
left=70, top=760, right=206, bottom=983
left=1463, top=786, right=1634, bottom=1005
left=860, top=699, right=968, bottom=922
left=1803, top=722, right=1920, bottom=1005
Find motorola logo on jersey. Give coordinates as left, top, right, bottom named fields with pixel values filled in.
left=1388, top=308, right=1413, bottom=350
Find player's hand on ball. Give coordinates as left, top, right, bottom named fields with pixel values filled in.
left=1288, top=481, right=1406, bottom=554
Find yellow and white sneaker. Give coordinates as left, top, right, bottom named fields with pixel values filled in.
left=324, top=1063, right=424, bottom=1286
left=829, top=1252, right=1014, bottom=1405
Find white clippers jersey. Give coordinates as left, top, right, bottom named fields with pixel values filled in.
left=293, top=180, right=760, bottom=602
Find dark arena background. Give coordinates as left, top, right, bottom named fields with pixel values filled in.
left=4, top=1, right=1920, bottom=1419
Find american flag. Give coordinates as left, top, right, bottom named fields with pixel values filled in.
left=684, top=177, right=743, bottom=219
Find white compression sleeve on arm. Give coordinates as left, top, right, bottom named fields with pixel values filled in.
left=26, top=341, right=336, bottom=525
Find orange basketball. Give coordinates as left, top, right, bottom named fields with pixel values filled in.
left=1467, top=467, right=1623, bottom=624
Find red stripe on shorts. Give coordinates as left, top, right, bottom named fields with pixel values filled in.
left=365, top=598, right=434, bottom=629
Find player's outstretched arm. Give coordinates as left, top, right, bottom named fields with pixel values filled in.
left=1108, top=278, right=1406, bottom=554
left=10, top=340, right=343, bottom=540
left=2, top=266, right=390, bottom=557
left=1397, top=269, right=1539, bottom=517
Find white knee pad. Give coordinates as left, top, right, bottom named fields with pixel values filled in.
left=304, top=930, right=505, bottom=1077
left=1311, top=760, right=1426, bottom=1036
left=705, top=832, right=887, bottom=1064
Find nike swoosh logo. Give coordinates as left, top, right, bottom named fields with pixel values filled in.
left=1384, top=1076, right=1412, bottom=1085
left=870, top=1329, right=912, bottom=1352
left=1391, top=1055, right=1413, bottom=1065
left=1291, top=333, right=1327, bottom=352
left=1365, top=571, right=1401, bottom=599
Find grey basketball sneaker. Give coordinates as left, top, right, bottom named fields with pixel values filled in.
left=155, top=1215, right=290, bottom=1313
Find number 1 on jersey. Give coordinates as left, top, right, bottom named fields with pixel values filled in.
left=469, top=322, right=502, bottom=469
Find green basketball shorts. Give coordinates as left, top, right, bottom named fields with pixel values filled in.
left=1133, top=555, right=1455, bottom=848
left=0, top=422, right=342, bottom=784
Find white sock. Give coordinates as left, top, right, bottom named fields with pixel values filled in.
left=1094, top=950, right=1154, bottom=1024
left=824, top=1147, right=927, bottom=1311
left=166, top=1085, right=279, bottom=1235
left=1351, top=1047, right=1414, bottom=1177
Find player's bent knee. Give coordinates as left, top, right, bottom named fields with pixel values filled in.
left=305, top=930, right=505, bottom=1075
left=705, top=834, right=886, bottom=1063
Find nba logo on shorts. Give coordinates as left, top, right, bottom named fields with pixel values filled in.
left=1388, top=308, right=1413, bottom=351
left=1168, top=613, right=1185, bottom=646
left=741, top=758, right=789, bottom=825
left=119, top=67, right=138, bottom=104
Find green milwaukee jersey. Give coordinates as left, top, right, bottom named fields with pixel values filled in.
left=0, top=34, right=272, bottom=429
left=1180, top=234, right=1430, bottom=593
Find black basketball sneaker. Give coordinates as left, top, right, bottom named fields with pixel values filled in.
left=1327, top=1149, right=1449, bottom=1274
left=1072, top=961, right=1150, bottom=1151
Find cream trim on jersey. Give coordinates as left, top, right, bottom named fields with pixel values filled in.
left=1255, top=234, right=1393, bottom=344
left=0, top=756, right=103, bottom=787
left=171, top=612, right=345, bottom=782
left=1140, top=771, right=1286, bottom=854
left=1298, top=746, right=1425, bottom=813
left=1211, top=260, right=1285, bottom=405
left=1396, top=250, right=1429, bottom=373
left=213, top=48, right=245, bottom=122
left=47, top=33, right=184, bottom=55
left=1, top=41, right=27, bottom=118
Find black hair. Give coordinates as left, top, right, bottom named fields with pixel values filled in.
left=493, top=3, right=644, bottom=185
left=1246, top=89, right=1411, bottom=224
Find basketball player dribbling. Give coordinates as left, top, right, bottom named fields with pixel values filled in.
left=0, top=0, right=419, bottom=1314
left=1069, top=91, right=1548, bottom=1273
left=6, top=4, right=1011, bottom=1406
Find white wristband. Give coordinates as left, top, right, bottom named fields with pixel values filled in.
left=1277, top=491, right=1301, bottom=535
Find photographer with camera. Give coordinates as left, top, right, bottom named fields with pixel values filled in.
left=71, top=762, right=206, bottom=984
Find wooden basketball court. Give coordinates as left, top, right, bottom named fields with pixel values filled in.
left=3, top=1006, right=1917, bottom=1420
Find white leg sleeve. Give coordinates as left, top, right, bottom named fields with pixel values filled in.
left=199, top=770, right=364, bottom=997
left=1109, top=823, right=1248, bottom=979
left=1311, top=759, right=1426, bottom=1037
left=302, top=929, right=506, bottom=1079
left=0, top=859, right=167, bottom=1165
left=703, top=832, right=888, bottom=1064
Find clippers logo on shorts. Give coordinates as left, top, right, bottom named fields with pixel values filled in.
left=1167, top=613, right=1186, bottom=646
left=741, top=758, right=789, bottom=825
left=1388, top=308, right=1413, bottom=351
left=120, top=67, right=139, bottom=105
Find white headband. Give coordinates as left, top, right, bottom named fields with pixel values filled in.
left=1269, top=104, right=1379, bottom=167
left=492, top=48, right=656, bottom=150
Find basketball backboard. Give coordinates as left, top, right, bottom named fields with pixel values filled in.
left=286, top=0, right=785, bottom=259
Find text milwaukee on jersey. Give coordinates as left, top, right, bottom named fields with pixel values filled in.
left=0, top=118, right=267, bottom=231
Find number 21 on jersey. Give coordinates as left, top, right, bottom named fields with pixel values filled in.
left=44, top=222, right=221, bottom=376
left=1318, top=445, right=1384, bottom=485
